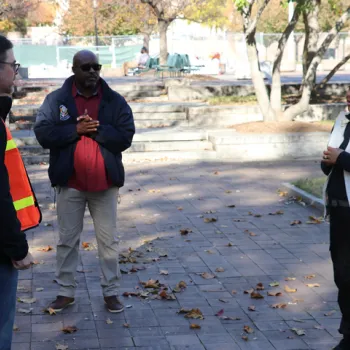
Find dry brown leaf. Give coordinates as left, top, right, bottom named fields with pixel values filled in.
left=256, top=283, right=264, bottom=291
left=61, top=326, right=77, bottom=334
left=173, top=280, right=187, bottom=293
left=304, top=274, right=316, bottom=280
left=177, top=207, right=183, bottom=211
left=269, top=210, right=284, bottom=215
left=123, top=323, right=130, bottom=328
left=159, top=290, right=176, bottom=300
left=251, top=291, right=264, bottom=299
left=231, top=290, right=237, bottom=295
left=47, top=307, right=56, bottom=315
left=290, top=220, right=302, bottom=226
left=160, top=270, right=169, bottom=275
left=306, top=283, right=320, bottom=288
left=243, top=325, right=254, bottom=334
left=278, top=190, right=288, bottom=197
left=292, top=298, right=304, bottom=304
left=204, top=217, right=217, bottom=223
left=285, top=277, right=296, bottom=281
left=82, top=242, right=90, bottom=249
left=225, top=190, right=232, bottom=194
left=271, top=303, right=287, bottom=309
left=284, top=285, right=297, bottom=293
left=37, top=245, right=53, bottom=252
left=17, top=297, right=36, bottom=304
left=248, top=305, right=256, bottom=311
left=190, top=323, right=201, bottom=329
left=219, top=298, right=229, bottom=303
left=141, top=279, right=161, bottom=289
left=180, top=229, right=192, bottom=235
left=177, top=308, right=191, bottom=314
left=242, top=335, right=249, bottom=341
left=306, top=216, right=323, bottom=224
left=215, top=267, right=225, bottom=273
left=244, top=288, right=254, bottom=294
left=267, top=291, right=283, bottom=297
left=184, top=308, right=204, bottom=320
left=13, top=324, right=19, bottom=331
left=199, top=272, right=215, bottom=279
left=106, top=318, right=113, bottom=324
left=291, top=328, right=305, bottom=336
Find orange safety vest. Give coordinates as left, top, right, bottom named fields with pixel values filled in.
left=2, top=120, right=42, bottom=231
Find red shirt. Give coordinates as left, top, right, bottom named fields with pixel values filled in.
left=68, top=84, right=110, bottom=192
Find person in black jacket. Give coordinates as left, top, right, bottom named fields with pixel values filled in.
left=34, top=50, right=135, bottom=314
left=322, top=90, right=350, bottom=350
left=0, top=36, right=34, bottom=350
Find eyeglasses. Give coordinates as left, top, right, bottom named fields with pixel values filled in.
left=0, top=61, right=20, bottom=73
left=77, top=64, right=102, bottom=72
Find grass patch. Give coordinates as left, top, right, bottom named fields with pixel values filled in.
left=292, top=177, right=326, bottom=199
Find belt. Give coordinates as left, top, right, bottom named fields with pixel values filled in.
left=329, top=199, right=350, bottom=208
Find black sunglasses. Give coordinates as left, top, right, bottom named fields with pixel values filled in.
left=0, top=61, right=20, bottom=73
left=78, top=64, right=102, bottom=72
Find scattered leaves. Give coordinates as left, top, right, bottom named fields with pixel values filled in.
left=184, top=308, right=204, bottom=320
left=61, top=326, right=77, bottom=334
left=198, top=272, right=215, bottom=279
left=106, top=318, right=113, bottom=324
left=141, top=279, right=161, bottom=289
left=256, top=283, right=264, bottom=291
left=204, top=217, right=217, bottom=223
left=243, top=325, right=254, bottom=334
left=158, top=290, right=176, bottom=300
left=248, top=305, right=256, bottom=311
left=180, top=229, right=192, bottom=235
left=269, top=281, right=280, bottom=287
left=190, top=323, right=201, bottom=329
left=291, top=328, right=305, bottom=336
left=17, top=297, right=36, bottom=304
left=251, top=292, right=264, bottom=299
left=306, top=283, right=320, bottom=288
left=284, top=286, right=297, bottom=293
left=271, top=303, right=287, bottom=309
left=37, top=245, right=53, bottom=252
left=290, top=220, right=302, bottom=226
left=267, top=291, right=283, bottom=297
left=215, top=267, right=225, bottom=273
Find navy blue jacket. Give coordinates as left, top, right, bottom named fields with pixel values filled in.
left=34, top=76, right=135, bottom=188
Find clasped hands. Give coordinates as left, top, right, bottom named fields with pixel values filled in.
left=76, top=109, right=99, bottom=136
left=322, top=146, right=343, bottom=165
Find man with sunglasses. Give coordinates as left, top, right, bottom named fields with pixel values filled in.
left=34, top=50, right=135, bottom=313
left=0, top=35, right=36, bottom=349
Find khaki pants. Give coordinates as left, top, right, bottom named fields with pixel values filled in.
left=55, top=187, right=120, bottom=298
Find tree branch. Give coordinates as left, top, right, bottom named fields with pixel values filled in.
left=246, top=0, right=271, bottom=37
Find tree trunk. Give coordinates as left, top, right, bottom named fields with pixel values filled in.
left=315, top=53, right=350, bottom=91
left=245, top=32, right=274, bottom=121
left=143, top=32, right=150, bottom=50
left=158, top=18, right=169, bottom=65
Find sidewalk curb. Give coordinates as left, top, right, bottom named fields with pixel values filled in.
left=280, top=182, right=324, bottom=212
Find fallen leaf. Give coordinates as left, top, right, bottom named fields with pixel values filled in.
left=177, top=308, right=191, bottom=314
left=267, top=291, right=283, bottom=297
left=242, top=335, right=249, bottom=341
left=269, top=281, right=280, bottom=287
left=17, top=286, right=30, bottom=293
left=256, top=283, right=264, bottom=291
left=227, top=205, right=236, bottom=208
left=44, top=223, right=52, bottom=227
left=251, top=292, right=264, bottom=299
left=284, top=286, right=297, bottom=293
left=244, top=288, right=254, bottom=294
left=177, top=207, right=183, bottom=211
left=106, top=318, right=113, bottom=324
left=204, top=217, right=217, bottom=223
left=243, top=325, right=254, bottom=334
left=184, top=308, right=204, bottom=320
left=13, top=324, right=19, bottom=331
left=173, top=280, right=187, bottom=293
left=292, top=298, right=304, bottom=304
left=225, top=190, right=232, bottom=194
left=254, top=214, right=262, bottom=218
left=123, top=323, right=130, bottom=328
left=278, top=190, right=288, bottom=197
left=180, top=229, right=192, bottom=235
left=17, top=297, right=36, bottom=304
left=306, top=216, right=323, bottom=224
left=205, top=250, right=214, bottom=254
left=215, top=267, right=225, bottom=273
left=18, top=308, right=33, bottom=314
left=141, top=279, right=161, bottom=289
left=82, top=242, right=90, bottom=249
left=55, top=344, right=68, bottom=350
left=231, top=290, right=237, bottom=295
left=36, top=287, right=44, bottom=292
left=290, top=220, right=302, bottom=226
left=199, top=272, right=215, bottom=279
left=190, top=323, right=201, bottom=329
left=248, top=305, right=256, bottom=311
left=61, top=326, right=77, bottom=334
left=219, top=316, right=241, bottom=320
left=271, top=303, right=287, bottom=309
left=314, top=325, right=324, bottom=330
left=291, top=328, right=305, bottom=336
left=219, top=299, right=229, bottom=303
left=37, top=245, right=53, bottom=252
left=324, top=310, right=336, bottom=316
left=160, top=270, right=169, bottom=275
left=159, top=290, right=176, bottom=300
left=215, top=309, right=224, bottom=317
left=304, top=274, right=316, bottom=280
left=306, top=283, right=320, bottom=288
left=226, top=242, right=233, bottom=247
left=285, top=277, right=296, bottom=281
left=232, top=219, right=246, bottom=222
left=269, top=210, right=284, bottom=215
left=293, top=318, right=305, bottom=323
left=205, top=210, right=217, bottom=214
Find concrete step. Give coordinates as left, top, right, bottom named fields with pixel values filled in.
left=21, top=149, right=217, bottom=165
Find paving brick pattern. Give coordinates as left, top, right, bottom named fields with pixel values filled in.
left=12, top=160, right=339, bottom=350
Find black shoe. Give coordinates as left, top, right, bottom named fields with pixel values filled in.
left=334, top=337, right=350, bottom=349
left=104, top=296, right=124, bottom=313
left=47, top=295, right=75, bottom=312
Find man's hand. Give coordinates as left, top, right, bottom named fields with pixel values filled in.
left=323, top=146, right=343, bottom=165
left=76, top=109, right=99, bottom=136
left=12, top=252, right=34, bottom=270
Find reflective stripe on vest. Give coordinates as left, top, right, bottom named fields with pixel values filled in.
left=2, top=120, right=41, bottom=231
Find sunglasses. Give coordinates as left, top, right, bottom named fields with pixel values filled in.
left=0, top=61, right=20, bottom=73
left=78, top=64, right=102, bottom=72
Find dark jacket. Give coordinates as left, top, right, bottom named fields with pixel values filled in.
left=0, top=96, right=29, bottom=265
left=34, top=76, right=135, bottom=188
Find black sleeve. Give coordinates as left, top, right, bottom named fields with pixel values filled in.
left=321, top=161, right=332, bottom=176
left=0, top=122, right=28, bottom=261
left=336, top=151, right=350, bottom=173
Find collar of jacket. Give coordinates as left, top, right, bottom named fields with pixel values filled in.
left=0, top=95, right=13, bottom=122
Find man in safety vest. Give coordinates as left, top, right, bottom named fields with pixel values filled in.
left=0, top=35, right=41, bottom=349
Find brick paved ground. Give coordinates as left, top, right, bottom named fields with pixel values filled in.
left=12, top=160, right=339, bottom=350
